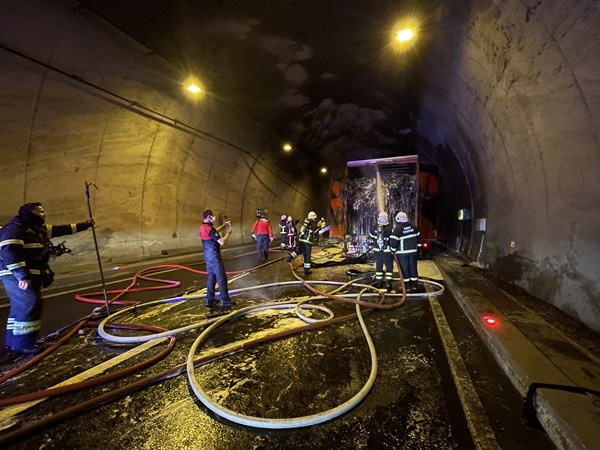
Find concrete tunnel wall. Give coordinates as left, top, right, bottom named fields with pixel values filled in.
left=416, top=0, right=600, bottom=331
left=1, top=0, right=599, bottom=333
left=0, top=1, right=318, bottom=272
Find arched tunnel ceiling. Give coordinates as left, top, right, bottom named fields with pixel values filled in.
left=81, top=0, right=428, bottom=169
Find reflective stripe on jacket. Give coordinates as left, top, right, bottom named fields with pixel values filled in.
left=0, top=217, right=90, bottom=281
left=299, top=218, right=318, bottom=244
left=368, top=224, right=393, bottom=253
left=390, top=223, right=421, bottom=254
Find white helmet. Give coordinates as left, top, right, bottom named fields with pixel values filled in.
left=395, top=212, right=408, bottom=223
left=286, top=215, right=292, bottom=221
left=377, top=212, right=389, bottom=225
left=308, top=211, right=317, bottom=220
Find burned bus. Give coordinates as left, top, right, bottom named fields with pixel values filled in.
left=329, top=155, right=438, bottom=259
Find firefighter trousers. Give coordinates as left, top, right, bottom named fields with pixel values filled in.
left=205, top=257, right=231, bottom=304
left=256, top=234, right=270, bottom=262
left=374, top=251, right=394, bottom=284
left=2, top=275, right=43, bottom=351
left=299, top=241, right=313, bottom=273
left=397, top=252, right=419, bottom=289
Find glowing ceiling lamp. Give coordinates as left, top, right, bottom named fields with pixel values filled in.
left=186, top=84, right=202, bottom=93
left=183, top=75, right=205, bottom=97
left=390, top=17, right=420, bottom=54
left=283, top=143, right=293, bottom=152
left=396, top=28, right=414, bottom=42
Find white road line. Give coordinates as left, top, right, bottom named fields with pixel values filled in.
left=429, top=294, right=501, bottom=450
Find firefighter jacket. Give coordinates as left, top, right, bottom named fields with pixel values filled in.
left=368, top=224, right=394, bottom=253
left=279, top=219, right=288, bottom=235
left=251, top=218, right=273, bottom=237
left=199, top=222, right=224, bottom=262
left=286, top=221, right=297, bottom=237
left=0, top=216, right=92, bottom=282
left=390, top=222, right=421, bottom=254
left=299, top=218, right=319, bottom=244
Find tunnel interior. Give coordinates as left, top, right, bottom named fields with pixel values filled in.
left=0, top=0, right=599, bottom=332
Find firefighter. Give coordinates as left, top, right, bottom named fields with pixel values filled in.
left=199, top=209, right=234, bottom=307
left=251, top=211, right=274, bottom=263
left=314, top=217, right=327, bottom=242
left=390, top=211, right=421, bottom=292
left=285, top=211, right=321, bottom=275
left=279, top=214, right=288, bottom=249
left=0, top=202, right=94, bottom=355
left=286, top=216, right=298, bottom=251
left=368, top=211, right=394, bottom=290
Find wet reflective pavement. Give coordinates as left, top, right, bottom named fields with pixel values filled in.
left=0, top=244, right=597, bottom=449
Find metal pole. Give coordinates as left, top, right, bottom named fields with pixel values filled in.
left=85, top=181, right=110, bottom=314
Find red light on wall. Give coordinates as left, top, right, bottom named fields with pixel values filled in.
left=423, top=242, right=429, bottom=248
left=483, top=315, right=498, bottom=326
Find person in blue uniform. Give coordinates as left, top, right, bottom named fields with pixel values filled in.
left=390, top=211, right=421, bottom=292
left=278, top=214, right=288, bottom=249
left=285, top=211, right=321, bottom=275
left=199, top=208, right=234, bottom=307
left=0, top=202, right=94, bottom=355
left=285, top=216, right=298, bottom=251
left=368, top=211, right=394, bottom=290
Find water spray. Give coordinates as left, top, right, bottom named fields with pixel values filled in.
left=376, top=168, right=385, bottom=212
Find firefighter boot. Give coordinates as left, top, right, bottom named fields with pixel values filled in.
left=285, top=251, right=297, bottom=263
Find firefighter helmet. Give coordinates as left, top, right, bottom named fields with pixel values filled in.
left=377, top=212, right=389, bottom=225
left=281, top=214, right=287, bottom=220
left=308, top=211, right=317, bottom=220
left=395, top=212, right=408, bottom=223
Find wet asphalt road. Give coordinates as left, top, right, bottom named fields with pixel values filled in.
left=0, top=248, right=554, bottom=449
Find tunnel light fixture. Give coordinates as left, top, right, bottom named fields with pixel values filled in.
left=183, top=76, right=206, bottom=98
left=390, top=17, right=420, bottom=53
left=320, top=167, right=328, bottom=174
left=396, top=28, right=414, bottom=42
left=187, top=84, right=202, bottom=93
left=283, top=143, right=293, bottom=152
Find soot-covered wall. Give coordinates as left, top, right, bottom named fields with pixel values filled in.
left=416, top=0, right=600, bottom=331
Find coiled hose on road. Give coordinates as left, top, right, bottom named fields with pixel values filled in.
left=183, top=261, right=444, bottom=429
left=0, top=256, right=444, bottom=444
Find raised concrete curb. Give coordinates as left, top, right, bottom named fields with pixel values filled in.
left=434, top=255, right=600, bottom=450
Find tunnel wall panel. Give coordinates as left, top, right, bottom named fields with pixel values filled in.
left=416, top=0, right=600, bottom=330
left=0, top=0, right=315, bottom=272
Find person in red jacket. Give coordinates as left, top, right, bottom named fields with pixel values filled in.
left=199, top=208, right=234, bottom=308
left=251, top=211, right=274, bottom=263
